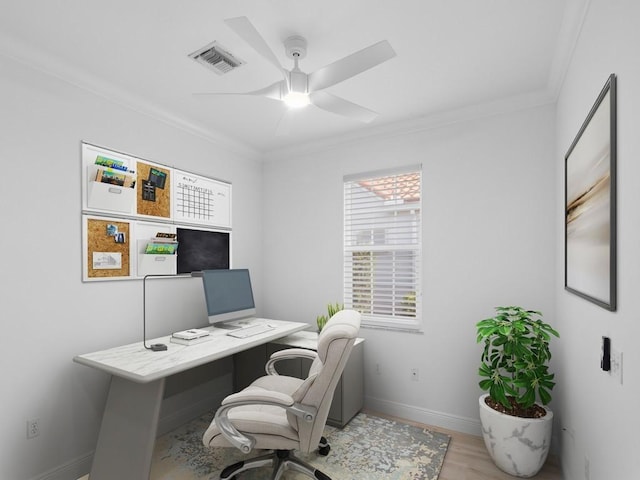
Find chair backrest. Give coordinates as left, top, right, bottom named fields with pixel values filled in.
left=287, top=309, right=361, bottom=452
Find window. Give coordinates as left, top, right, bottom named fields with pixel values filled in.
left=343, top=166, right=422, bottom=330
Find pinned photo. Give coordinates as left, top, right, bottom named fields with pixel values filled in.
left=92, top=252, right=122, bottom=270
left=142, top=180, right=156, bottom=202
left=148, top=167, right=167, bottom=189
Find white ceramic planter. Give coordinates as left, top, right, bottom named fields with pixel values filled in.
left=479, top=394, right=553, bottom=478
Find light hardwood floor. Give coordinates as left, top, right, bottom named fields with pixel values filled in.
left=366, top=409, right=564, bottom=480
left=79, top=410, right=564, bottom=480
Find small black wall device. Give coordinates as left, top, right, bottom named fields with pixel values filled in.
left=601, top=336, right=611, bottom=371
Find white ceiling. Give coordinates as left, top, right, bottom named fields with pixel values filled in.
left=0, top=0, right=583, bottom=157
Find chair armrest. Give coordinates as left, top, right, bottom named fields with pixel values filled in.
left=222, top=388, right=293, bottom=407
left=265, top=348, right=319, bottom=375
left=215, top=389, right=317, bottom=453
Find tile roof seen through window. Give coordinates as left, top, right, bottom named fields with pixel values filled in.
left=359, top=173, right=420, bottom=203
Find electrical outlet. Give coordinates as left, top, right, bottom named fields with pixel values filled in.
left=27, top=418, right=40, bottom=439
left=610, top=348, right=623, bottom=384
left=410, top=368, right=419, bottom=381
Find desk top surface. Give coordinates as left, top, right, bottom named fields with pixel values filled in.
left=73, top=319, right=308, bottom=383
left=272, top=331, right=365, bottom=350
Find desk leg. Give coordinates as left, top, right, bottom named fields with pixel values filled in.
left=90, top=376, right=165, bottom=480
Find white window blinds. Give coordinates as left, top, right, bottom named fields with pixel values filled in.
left=344, top=166, right=422, bottom=330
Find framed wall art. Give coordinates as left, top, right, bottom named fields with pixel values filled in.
left=565, top=74, right=617, bottom=311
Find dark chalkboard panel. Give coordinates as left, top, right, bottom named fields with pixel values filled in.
left=176, top=228, right=230, bottom=273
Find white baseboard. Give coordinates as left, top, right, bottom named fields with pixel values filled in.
left=29, top=452, right=92, bottom=480
left=364, top=395, right=482, bottom=436
left=365, top=396, right=562, bottom=459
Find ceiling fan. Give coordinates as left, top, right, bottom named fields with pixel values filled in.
left=195, top=16, right=396, bottom=134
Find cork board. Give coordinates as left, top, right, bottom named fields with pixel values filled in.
left=137, top=161, right=171, bottom=218
left=86, top=218, right=131, bottom=278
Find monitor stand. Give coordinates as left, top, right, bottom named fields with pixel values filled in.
left=215, top=322, right=241, bottom=330
left=215, top=318, right=256, bottom=330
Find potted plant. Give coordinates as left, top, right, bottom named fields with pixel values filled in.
left=476, top=306, right=559, bottom=478
left=316, top=302, right=343, bottom=332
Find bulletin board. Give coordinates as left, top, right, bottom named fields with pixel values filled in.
left=84, top=217, right=132, bottom=279
left=137, top=161, right=171, bottom=218
left=81, top=142, right=232, bottom=281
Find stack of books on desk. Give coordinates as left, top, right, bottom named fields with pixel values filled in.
left=170, top=328, right=211, bottom=345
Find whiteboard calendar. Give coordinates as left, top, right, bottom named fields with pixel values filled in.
left=172, top=170, right=231, bottom=228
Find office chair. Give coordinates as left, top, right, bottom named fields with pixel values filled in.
left=202, top=309, right=361, bottom=480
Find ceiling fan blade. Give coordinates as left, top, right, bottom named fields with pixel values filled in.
left=308, top=40, right=396, bottom=92
left=224, top=16, right=288, bottom=80
left=247, top=80, right=285, bottom=100
left=309, top=91, right=378, bottom=123
left=193, top=80, right=285, bottom=101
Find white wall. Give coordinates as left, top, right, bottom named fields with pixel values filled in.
left=9, top=3, right=640, bottom=477
left=261, top=104, right=557, bottom=433
left=555, top=1, right=640, bottom=479
left=0, top=54, right=263, bottom=480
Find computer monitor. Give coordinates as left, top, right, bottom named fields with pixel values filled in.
left=201, top=268, right=256, bottom=326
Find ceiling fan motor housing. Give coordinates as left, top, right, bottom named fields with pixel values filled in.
left=284, top=35, right=307, bottom=59
left=289, top=69, right=308, bottom=94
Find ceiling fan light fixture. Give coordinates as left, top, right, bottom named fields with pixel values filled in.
left=283, top=91, right=310, bottom=108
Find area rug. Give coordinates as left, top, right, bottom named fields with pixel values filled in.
left=151, top=412, right=450, bottom=480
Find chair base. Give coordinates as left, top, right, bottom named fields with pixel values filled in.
left=220, top=448, right=331, bottom=480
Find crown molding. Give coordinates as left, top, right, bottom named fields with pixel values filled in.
left=546, top=0, right=592, bottom=100
left=0, top=32, right=261, bottom=162
left=262, top=89, right=556, bottom=161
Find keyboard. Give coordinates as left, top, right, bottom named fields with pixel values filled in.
left=227, top=323, right=275, bottom=338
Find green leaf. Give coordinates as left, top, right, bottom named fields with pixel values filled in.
left=538, top=386, right=552, bottom=405
left=519, top=389, right=536, bottom=409
left=512, top=378, right=530, bottom=388
left=499, top=325, right=512, bottom=335
left=504, top=383, right=517, bottom=396
left=479, top=379, right=493, bottom=390
left=490, top=383, right=510, bottom=409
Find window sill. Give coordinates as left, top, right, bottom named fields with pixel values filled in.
left=361, top=324, right=424, bottom=334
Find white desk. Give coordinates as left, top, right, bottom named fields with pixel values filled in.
left=74, top=319, right=308, bottom=480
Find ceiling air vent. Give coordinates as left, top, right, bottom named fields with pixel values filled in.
left=189, top=41, right=245, bottom=75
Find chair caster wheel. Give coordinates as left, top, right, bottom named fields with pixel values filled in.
left=318, top=436, right=331, bottom=456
